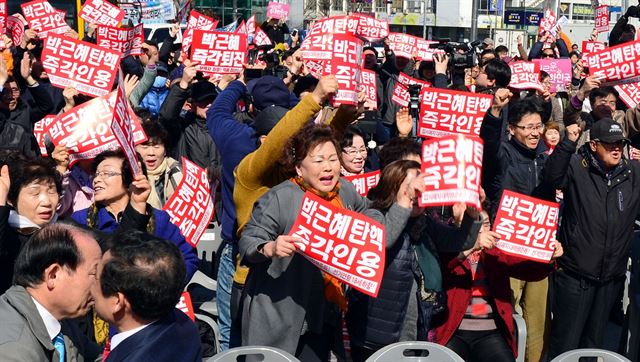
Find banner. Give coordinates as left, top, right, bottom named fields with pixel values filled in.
left=289, top=192, right=386, bottom=297
left=97, top=24, right=144, bottom=58
left=387, top=32, right=418, bottom=59
left=300, top=16, right=358, bottom=60
left=615, top=82, right=640, bottom=109
left=175, top=0, right=192, bottom=23
left=418, top=88, right=492, bottom=138
left=181, top=10, right=218, bottom=55
left=353, top=14, right=388, bottom=42
left=595, top=5, right=609, bottom=33
left=163, top=158, right=215, bottom=248
left=585, top=39, right=640, bottom=85
left=360, top=69, right=377, bottom=110
left=343, top=170, right=380, bottom=197
left=494, top=190, right=560, bottom=263
left=111, top=71, right=141, bottom=176
left=538, top=8, right=556, bottom=35
left=7, top=15, right=25, bottom=46
left=0, top=1, right=6, bottom=35
left=46, top=92, right=146, bottom=166
left=328, top=34, right=363, bottom=107
left=176, top=292, right=195, bottom=321
left=33, top=115, right=56, bottom=156
left=266, top=1, right=290, bottom=20
left=582, top=40, right=605, bottom=54
left=119, top=0, right=175, bottom=25
left=420, top=134, right=483, bottom=208
left=41, top=34, right=120, bottom=97
left=391, top=72, right=430, bottom=107
left=191, top=30, right=247, bottom=74
left=235, top=20, right=247, bottom=35
left=21, top=0, right=70, bottom=38
left=79, top=0, right=124, bottom=28
left=246, top=14, right=256, bottom=37
left=253, top=26, right=272, bottom=46
left=533, top=58, right=572, bottom=92
left=508, top=61, right=544, bottom=92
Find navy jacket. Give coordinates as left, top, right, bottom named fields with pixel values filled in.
left=71, top=205, right=198, bottom=280
left=105, top=310, right=202, bottom=362
left=206, top=80, right=256, bottom=241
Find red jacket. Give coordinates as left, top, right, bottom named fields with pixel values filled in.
left=433, top=249, right=554, bottom=357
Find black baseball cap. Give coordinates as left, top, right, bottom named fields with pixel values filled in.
left=591, top=118, right=628, bottom=143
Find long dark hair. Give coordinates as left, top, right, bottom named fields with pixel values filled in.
left=368, top=160, right=421, bottom=211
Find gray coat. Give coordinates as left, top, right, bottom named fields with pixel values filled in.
left=0, top=286, right=101, bottom=362
left=239, top=179, right=411, bottom=355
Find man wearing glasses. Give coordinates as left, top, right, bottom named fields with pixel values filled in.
left=544, top=118, right=640, bottom=358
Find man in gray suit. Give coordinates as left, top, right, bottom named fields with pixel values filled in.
left=0, top=223, right=102, bottom=361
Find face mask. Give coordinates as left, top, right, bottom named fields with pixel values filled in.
left=153, top=76, right=168, bottom=88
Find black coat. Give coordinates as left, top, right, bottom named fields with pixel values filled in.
left=544, top=139, right=640, bottom=281
left=0, top=206, right=33, bottom=294
left=0, top=118, right=40, bottom=159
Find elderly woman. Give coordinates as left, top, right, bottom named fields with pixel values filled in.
left=70, top=149, right=197, bottom=280
left=347, top=160, right=484, bottom=361
left=339, top=126, right=369, bottom=176
left=135, top=120, right=183, bottom=209
left=238, top=124, right=417, bottom=360
left=0, top=156, right=61, bottom=293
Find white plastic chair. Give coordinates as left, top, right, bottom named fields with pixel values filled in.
left=513, top=312, right=527, bottom=362
left=550, top=348, right=631, bottom=362
left=365, top=341, right=465, bottom=362
left=206, top=346, right=300, bottom=362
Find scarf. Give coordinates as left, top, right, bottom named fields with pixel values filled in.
left=8, top=210, right=56, bottom=235
left=146, top=157, right=179, bottom=209
left=290, top=176, right=347, bottom=311
left=340, top=166, right=364, bottom=177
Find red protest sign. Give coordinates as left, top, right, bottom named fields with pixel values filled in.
left=21, top=0, right=70, bottom=38
left=246, top=15, right=256, bottom=37
left=585, top=39, right=640, bottom=85
left=615, top=82, right=640, bottom=108
left=387, top=32, right=418, bottom=59
left=582, top=41, right=606, bottom=54
left=300, top=16, right=358, bottom=61
left=41, top=33, right=120, bottom=97
left=266, top=1, right=290, bottom=20
left=79, top=0, right=124, bottom=28
left=360, top=69, right=377, bottom=110
left=289, top=192, right=386, bottom=297
left=163, top=158, right=215, bottom=248
left=236, top=20, right=247, bottom=35
left=176, top=292, right=195, bottom=321
left=595, top=5, right=609, bottom=33
left=181, top=10, right=218, bottom=55
left=343, top=170, right=380, bottom=197
left=352, top=14, right=388, bottom=42
left=46, top=92, right=147, bottom=166
left=533, top=58, right=572, bottom=92
left=418, top=88, right=492, bottom=138
left=509, top=61, right=544, bottom=92
left=253, top=26, right=272, bottom=46
left=392, top=72, right=430, bottom=107
left=494, top=190, right=559, bottom=263
left=539, top=8, right=556, bottom=36
left=7, top=15, right=25, bottom=46
left=0, top=1, right=6, bottom=34
left=304, top=59, right=327, bottom=79
left=420, top=135, right=483, bottom=208
left=33, top=115, right=56, bottom=156
left=111, top=71, right=141, bottom=176
left=97, top=24, right=144, bottom=58
left=327, top=34, right=363, bottom=107
left=191, top=30, right=247, bottom=74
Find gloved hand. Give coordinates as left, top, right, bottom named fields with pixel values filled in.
left=625, top=5, right=639, bottom=18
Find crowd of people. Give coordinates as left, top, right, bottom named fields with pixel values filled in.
left=1, top=3, right=640, bottom=362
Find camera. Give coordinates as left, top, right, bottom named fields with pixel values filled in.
left=428, top=39, right=482, bottom=69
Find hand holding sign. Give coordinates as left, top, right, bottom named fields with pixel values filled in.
left=577, top=75, right=601, bottom=101
left=261, top=235, right=301, bottom=258
left=550, top=241, right=563, bottom=260
left=311, top=75, right=339, bottom=106
left=566, top=124, right=581, bottom=142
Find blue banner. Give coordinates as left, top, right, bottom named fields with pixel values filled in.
left=504, top=10, right=523, bottom=25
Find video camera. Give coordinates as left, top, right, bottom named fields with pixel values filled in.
left=246, top=44, right=288, bottom=81
left=428, top=39, right=484, bottom=69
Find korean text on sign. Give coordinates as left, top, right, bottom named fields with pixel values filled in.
left=41, top=33, right=120, bottom=97
left=360, top=69, right=377, bottom=110
left=352, top=14, right=388, bottom=42
left=585, top=39, right=640, bottom=85
left=163, top=158, right=215, bottom=248
left=46, top=91, right=147, bottom=166
left=79, top=0, right=124, bottom=28
left=419, top=87, right=492, bottom=138
left=328, top=34, right=363, bottom=107
left=191, top=30, right=247, bottom=74
left=582, top=41, right=606, bottom=54
left=343, top=170, right=380, bottom=197
left=509, top=61, right=544, bottom=92
left=266, top=1, right=290, bottom=20
left=97, top=24, right=144, bottom=58
left=21, top=0, right=70, bottom=38
left=493, top=190, right=560, bottom=263
left=595, top=5, right=609, bottom=33
left=300, top=16, right=358, bottom=60
left=289, top=192, right=386, bottom=297
left=391, top=72, right=430, bottom=107
left=111, top=71, right=141, bottom=176
left=175, top=292, right=195, bottom=321
left=33, top=115, right=56, bottom=156
left=615, top=82, right=640, bottom=108
left=420, top=135, right=483, bottom=208
left=181, top=10, right=218, bottom=55
left=0, top=1, right=6, bottom=38
left=387, top=32, right=418, bottom=59
left=533, top=58, right=572, bottom=92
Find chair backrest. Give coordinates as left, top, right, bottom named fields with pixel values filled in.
left=513, top=312, right=527, bottom=362
left=365, top=341, right=465, bottom=362
left=206, top=346, right=300, bottom=362
left=550, top=348, right=631, bottom=362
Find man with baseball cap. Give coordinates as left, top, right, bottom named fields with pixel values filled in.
left=544, top=118, right=640, bottom=357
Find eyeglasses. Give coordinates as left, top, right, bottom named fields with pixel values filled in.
left=94, top=171, right=122, bottom=179
left=541, top=53, right=556, bottom=58
left=2, top=87, right=19, bottom=95
left=595, top=140, right=624, bottom=150
left=514, top=124, right=544, bottom=132
left=342, top=148, right=367, bottom=157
